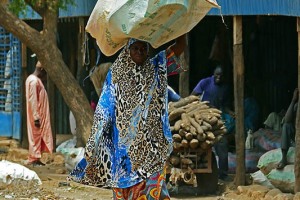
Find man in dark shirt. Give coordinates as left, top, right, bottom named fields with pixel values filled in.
left=192, top=66, right=232, bottom=112
left=192, top=65, right=234, bottom=181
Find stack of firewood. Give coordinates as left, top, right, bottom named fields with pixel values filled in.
left=168, top=95, right=227, bottom=168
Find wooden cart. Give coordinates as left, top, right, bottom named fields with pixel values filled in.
left=167, top=146, right=218, bottom=196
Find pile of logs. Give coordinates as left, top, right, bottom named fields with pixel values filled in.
left=168, top=95, right=227, bottom=169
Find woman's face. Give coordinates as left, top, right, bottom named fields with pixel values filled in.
left=129, top=41, right=148, bottom=65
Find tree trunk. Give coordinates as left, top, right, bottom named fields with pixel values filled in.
left=0, top=3, right=93, bottom=145
left=41, top=44, right=93, bottom=146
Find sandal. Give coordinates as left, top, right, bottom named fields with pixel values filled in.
left=29, top=160, right=45, bottom=166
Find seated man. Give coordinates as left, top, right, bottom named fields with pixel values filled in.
left=277, top=88, right=298, bottom=169
left=263, top=109, right=286, bottom=132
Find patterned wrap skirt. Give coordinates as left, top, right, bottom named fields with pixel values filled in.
left=112, top=168, right=170, bottom=200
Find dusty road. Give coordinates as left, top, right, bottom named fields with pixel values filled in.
left=1, top=141, right=295, bottom=199
left=0, top=142, right=236, bottom=200
left=0, top=163, right=231, bottom=200
left=37, top=166, right=227, bottom=200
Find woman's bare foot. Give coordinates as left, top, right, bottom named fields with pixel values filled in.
left=276, top=160, right=287, bottom=170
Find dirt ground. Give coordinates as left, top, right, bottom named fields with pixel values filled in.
left=1, top=143, right=297, bottom=200
left=0, top=161, right=239, bottom=200
left=0, top=161, right=231, bottom=200
left=0, top=170, right=229, bottom=200
left=0, top=140, right=239, bottom=200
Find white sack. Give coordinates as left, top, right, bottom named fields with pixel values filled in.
left=86, top=0, right=220, bottom=56
left=56, top=137, right=77, bottom=153
left=250, top=170, right=274, bottom=189
left=0, top=160, right=42, bottom=185
left=69, top=111, right=76, bottom=136
left=60, top=147, right=85, bottom=171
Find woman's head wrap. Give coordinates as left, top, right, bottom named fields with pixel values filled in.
left=127, top=38, right=150, bottom=53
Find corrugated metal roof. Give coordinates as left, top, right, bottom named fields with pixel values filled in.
left=21, top=0, right=300, bottom=20
left=208, top=0, right=300, bottom=16
left=59, top=0, right=97, bottom=17
left=21, top=0, right=97, bottom=19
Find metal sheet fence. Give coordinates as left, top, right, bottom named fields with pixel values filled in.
left=0, top=27, right=22, bottom=139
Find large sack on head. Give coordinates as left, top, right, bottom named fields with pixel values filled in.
left=257, top=147, right=295, bottom=175
left=267, top=165, right=294, bottom=193
left=86, top=0, right=220, bottom=56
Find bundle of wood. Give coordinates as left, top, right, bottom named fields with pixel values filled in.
left=168, top=95, right=227, bottom=168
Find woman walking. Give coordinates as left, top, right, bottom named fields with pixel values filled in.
left=68, top=35, right=186, bottom=200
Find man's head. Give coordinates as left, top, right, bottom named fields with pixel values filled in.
left=128, top=39, right=149, bottom=66
left=35, top=61, right=47, bottom=80
left=213, top=65, right=224, bottom=85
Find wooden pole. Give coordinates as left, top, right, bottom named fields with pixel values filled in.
left=179, top=34, right=190, bottom=98
left=294, top=17, right=300, bottom=193
left=21, top=43, right=28, bottom=148
left=233, top=16, right=246, bottom=186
